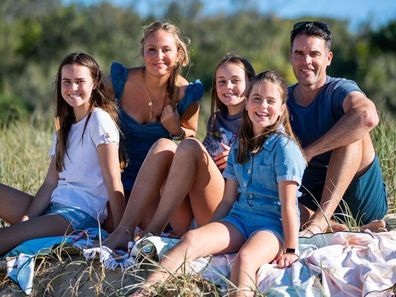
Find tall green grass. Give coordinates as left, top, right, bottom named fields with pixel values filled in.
left=0, top=114, right=52, bottom=195
left=372, top=113, right=396, bottom=211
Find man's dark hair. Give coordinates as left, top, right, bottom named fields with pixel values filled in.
left=290, top=21, right=332, bottom=49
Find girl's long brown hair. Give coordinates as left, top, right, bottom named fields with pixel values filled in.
left=237, top=70, right=301, bottom=164
left=209, top=53, right=256, bottom=134
left=55, top=52, right=118, bottom=172
left=141, top=21, right=190, bottom=109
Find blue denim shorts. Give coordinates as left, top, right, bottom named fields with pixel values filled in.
left=221, top=194, right=285, bottom=243
left=45, top=202, right=98, bottom=231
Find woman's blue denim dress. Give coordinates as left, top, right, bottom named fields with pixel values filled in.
left=111, top=62, right=204, bottom=192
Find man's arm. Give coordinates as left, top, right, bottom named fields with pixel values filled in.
left=304, top=91, right=378, bottom=162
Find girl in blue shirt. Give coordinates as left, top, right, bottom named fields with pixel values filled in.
left=134, top=71, right=306, bottom=296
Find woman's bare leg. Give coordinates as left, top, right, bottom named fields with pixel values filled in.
left=0, top=184, right=33, bottom=224
left=102, top=138, right=177, bottom=250
left=144, top=138, right=224, bottom=236
left=0, top=214, right=71, bottom=255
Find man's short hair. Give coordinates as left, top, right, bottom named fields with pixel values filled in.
left=291, top=21, right=332, bottom=49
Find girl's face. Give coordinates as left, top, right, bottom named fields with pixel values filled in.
left=246, top=80, right=285, bottom=136
left=61, top=64, right=95, bottom=119
left=143, top=29, right=179, bottom=77
left=215, top=62, right=248, bottom=115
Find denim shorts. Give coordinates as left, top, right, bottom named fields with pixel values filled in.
left=45, top=202, right=98, bottom=231
left=221, top=194, right=285, bottom=243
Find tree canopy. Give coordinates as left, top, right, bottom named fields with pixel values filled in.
left=0, top=0, right=395, bottom=125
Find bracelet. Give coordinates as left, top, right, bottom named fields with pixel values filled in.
left=170, top=129, right=185, bottom=141
left=285, top=248, right=299, bottom=255
left=284, top=248, right=300, bottom=259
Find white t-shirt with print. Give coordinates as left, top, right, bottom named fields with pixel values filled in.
left=50, top=107, right=119, bottom=222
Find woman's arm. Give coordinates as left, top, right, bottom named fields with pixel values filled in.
left=97, top=143, right=126, bottom=230
left=22, top=157, right=58, bottom=221
left=210, top=178, right=238, bottom=222
left=276, top=180, right=300, bottom=268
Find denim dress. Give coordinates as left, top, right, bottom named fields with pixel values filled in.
left=111, top=62, right=204, bottom=192
left=222, top=132, right=306, bottom=242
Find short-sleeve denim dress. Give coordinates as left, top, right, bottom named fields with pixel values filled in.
left=222, top=132, right=306, bottom=243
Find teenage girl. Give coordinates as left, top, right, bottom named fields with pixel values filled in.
left=133, top=71, right=306, bottom=297
left=103, top=53, right=255, bottom=251
left=0, top=52, right=125, bottom=255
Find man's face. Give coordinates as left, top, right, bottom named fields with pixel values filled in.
left=291, top=34, right=333, bottom=89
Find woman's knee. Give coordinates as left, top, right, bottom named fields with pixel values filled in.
left=175, top=138, right=204, bottom=158
left=150, top=138, right=177, bottom=154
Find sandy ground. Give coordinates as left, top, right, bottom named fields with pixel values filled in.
left=0, top=256, right=148, bottom=296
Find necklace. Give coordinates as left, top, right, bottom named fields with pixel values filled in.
left=142, top=69, right=167, bottom=121
left=142, top=70, right=155, bottom=120
left=143, top=86, right=154, bottom=120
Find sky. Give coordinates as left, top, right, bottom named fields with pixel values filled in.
left=64, top=0, right=396, bottom=31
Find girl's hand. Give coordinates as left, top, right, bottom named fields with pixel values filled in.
left=160, top=104, right=181, bottom=135
left=274, top=252, right=299, bottom=268
left=213, top=143, right=230, bottom=170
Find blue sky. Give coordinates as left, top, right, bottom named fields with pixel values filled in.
left=65, top=0, right=396, bottom=31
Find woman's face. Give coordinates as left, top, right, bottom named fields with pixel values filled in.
left=143, top=29, right=179, bottom=77
left=215, top=62, right=248, bottom=115
left=61, top=64, right=95, bottom=118
left=246, top=80, right=285, bottom=136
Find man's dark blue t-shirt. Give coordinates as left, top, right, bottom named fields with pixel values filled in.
left=287, top=76, right=362, bottom=190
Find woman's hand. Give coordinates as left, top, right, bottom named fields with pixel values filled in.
left=160, top=104, right=182, bottom=136
left=213, top=143, right=230, bottom=170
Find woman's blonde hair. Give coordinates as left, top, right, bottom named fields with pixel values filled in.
left=141, top=21, right=190, bottom=108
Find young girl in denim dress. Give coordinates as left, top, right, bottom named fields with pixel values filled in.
left=0, top=52, right=125, bottom=255
left=134, top=71, right=306, bottom=297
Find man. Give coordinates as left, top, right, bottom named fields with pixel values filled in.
left=287, top=21, right=387, bottom=236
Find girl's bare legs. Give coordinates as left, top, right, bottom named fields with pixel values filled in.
left=0, top=184, right=33, bottom=224
left=144, top=138, right=225, bottom=236
left=102, top=138, right=177, bottom=250
left=136, top=221, right=244, bottom=294
left=0, top=214, right=71, bottom=255
left=229, top=231, right=281, bottom=297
